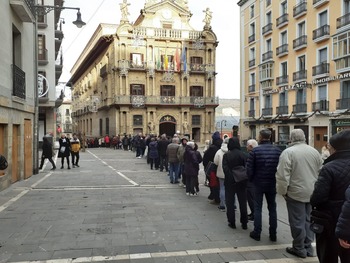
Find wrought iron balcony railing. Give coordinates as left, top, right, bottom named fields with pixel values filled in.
left=248, top=84, right=256, bottom=93
left=248, top=110, right=255, bottom=118
left=293, top=1, right=307, bottom=18
left=248, top=34, right=255, bottom=44
left=313, top=25, right=330, bottom=41
left=262, top=23, right=273, bottom=35
left=276, top=106, right=288, bottom=115
left=12, top=64, right=26, bottom=99
left=293, top=35, right=307, bottom=50
left=336, top=98, right=350, bottom=110
left=312, top=100, right=329, bottom=111
left=313, top=0, right=329, bottom=8
left=262, top=108, right=273, bottom=116
left=262, top=51, right=273, bottom=62
left=249, top=59, right=255, bottom=68
left=293, top=70, right=307, bottom=82
left=276, top=75, right=289, bottom=86
left=337, top=13, right=350, bottom=30
left=312, top=63, right=329, bottom=76
left=276, top=13, right=289, bottom=28
left=276, top=44, right=288, bottom=57
left=293, top=103, right=307, bottom=113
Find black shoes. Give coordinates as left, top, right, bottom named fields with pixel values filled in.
left=68, top=166, right=71, bottom=170
left=50, top=167, right=56, bottom=170
left=60, top=166, right=64, bottom=169
left=242, top=224, right=248, bottom=230
left=286, top=247, right=306, bottom=258
left=228, top=223, right=236, bottom=229
left=248, top=214, right=254, bottom=221
left=269, top=235, right=277, bottom=242
left=249, top=231, right=261, bottom=241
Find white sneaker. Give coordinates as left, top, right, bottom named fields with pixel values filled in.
left=137, top=156, right=141, bottom=159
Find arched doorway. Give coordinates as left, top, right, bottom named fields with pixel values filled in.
left=159, top=115, right=176, bottom=138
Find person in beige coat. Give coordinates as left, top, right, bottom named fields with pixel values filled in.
left=214, top=138, right=229, bottom=211
left=276, top=129, right=323, bottom=258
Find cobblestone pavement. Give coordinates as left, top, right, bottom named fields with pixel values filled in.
left=0, top=148, right=319, bottom=263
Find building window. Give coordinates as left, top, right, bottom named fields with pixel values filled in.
left=99, top=119, right=103, bottom=136
left=265, top=94, right=272, bottom=108
left=250, top=23, right=255, bottom=36
left=106, top=118, right=109, bottom=135
left=250, top=48, right=255, bottom=60
left=281, top=61, right=288, bottom=76
left=318, top=84, right=327, bottom=101
left=279, top=92, right=288, bottom=106
left=130, top=53, right=144, bottom=68
left=250, top=98, right=255, bottom=110
left=65, top=109, right=70, bottom=116
left=192, top=115, right=201, bottom=126
left=190, top=86, right=203, bottom=97
left=281, top=1, right=288, bottom=15
left=130, top=84, right=145, bottom=95
left=250, top=5, right=255, bottom=18
left=281, top=31, right=288, bottom=45
left=260, top=62, right=273, bottom=79
left=319, top=10, right=328, bottom=27
left=190, top=56, right=203, bottom=64
left=160, top=85, right=175, bottom=96
left=133, top=115, right=143, bottom=126
left=333, top=32, right=350, bottom=60
left=38, top=34, right=46, bottom=60
left=266, top=0, right=271, bottom=7
left=298, top=21, right=306, bottom=37
left=319, top=47, right=328, bottom=63
left=266, top=11, right=272, bottom=24
left=296, top=88, right=306, bottom=104
left=341, top=80, right=350, bottom=98
left=298, top=55, right=306, bottom=70
left=278, top=126, right=290, bottom=143
left=266, top=38, right=272, bottom=51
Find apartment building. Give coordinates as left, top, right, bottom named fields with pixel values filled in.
left=238, top=0, right=350, bottom=151
left=70, top=0, right=218, bottom=143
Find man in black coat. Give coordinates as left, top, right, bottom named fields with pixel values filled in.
left=203, top=131, right=223, bottom=204
left=311, top=129, right=350, bottom=263
left=246, top=129, right=281, bottom=242
left=39, top=136, right=56, bottom=170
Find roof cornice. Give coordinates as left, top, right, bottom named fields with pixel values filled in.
left=237, top=0, right=249, bottom=6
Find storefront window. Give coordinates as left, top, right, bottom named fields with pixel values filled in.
left=278, top=126, right=290, bottom=144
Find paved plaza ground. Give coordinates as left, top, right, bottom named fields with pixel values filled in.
left=0, top=148, right=318, bottom=263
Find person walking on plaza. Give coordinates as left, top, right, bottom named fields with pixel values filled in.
left=158, top=134, right=169, bottom=172
left=58, top=133, right=71, bottom=169
left=276, top=129, right=323, bottom=258
left=166, top=137, right=180, bottom=184
left=214, top=137, right=229, bottom=212
left=247, top=129, right=282, bottom=241
left=246, top=139, right=258, bottom=221
left=203, top=131, right=223, bottom=204
left=39, top=137, right=56, bottom=170
left=311, top=129, right=350, bottom=263
left=70, top=133, right=81, bottom=168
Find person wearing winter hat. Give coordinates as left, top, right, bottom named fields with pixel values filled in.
left=203, top=131, right=223, bottom=204
left=311, top=129, right=350, bottom=263
left=177, top=136, right=189, bottom=185
left=183, top=141, right=201, bottom=196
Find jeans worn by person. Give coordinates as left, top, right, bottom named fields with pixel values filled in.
left=169, top=162, right=179, bottom=183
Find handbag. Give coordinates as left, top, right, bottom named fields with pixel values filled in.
left=205, top=161, right=217, bottom=179
left=209, top=171, right=219, bottom=187
left=232, top=165, right=248, bottom=183
left=60, top=146, right=66, bottom=153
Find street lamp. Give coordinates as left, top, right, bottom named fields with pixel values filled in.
left=220, top=120, right=227, bottom=139
left=33, top=6, right=86, bottom=28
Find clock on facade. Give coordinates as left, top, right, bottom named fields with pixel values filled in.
left=162, top=9, right=172, bottom=19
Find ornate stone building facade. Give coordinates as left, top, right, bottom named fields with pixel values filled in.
left=70, top=0, right=218, bottom=143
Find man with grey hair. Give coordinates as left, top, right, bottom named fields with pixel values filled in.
left=276, top=129, right=323, bottom=258
left=246, top=139, right=258, bottom=220
left=166, top=137, right=180, bottom=184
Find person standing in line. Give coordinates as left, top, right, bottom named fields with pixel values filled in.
left=214, top=137, right=229, bottom=212
left=58, top=133, right=71, bottom=169
left=166, top=137, right=180, bottom=184
left=148, top=137, right=159, bottom=170
left=39, top=137, right=56, bottom=170
left=276, top=129, right=323, bottom=257
left=223, top=137, right=249, bottom=230
left=193, top=143, right=203, bottom=193
left=246, top=139, right=258, bottom=221
left=158, top=134, right=169, bottom=172
left=246, top=129, right=282, bottom=241
left=177, top=137, right=188, bottom=185
left=311, top=129, right=350, bottom=263
left=122, top=134, right=129, bottom=151
left=70, top=133, right=81, bottom=168
left=203, top=131, right=223, bottom=204
left=183, top=141, right=200, bottom=196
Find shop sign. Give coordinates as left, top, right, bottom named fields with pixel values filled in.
left=312, top=72, right=350, bottom=85
left=334, top=119, right=350, bottom=126
left=263, top=81, right=310, bottom=95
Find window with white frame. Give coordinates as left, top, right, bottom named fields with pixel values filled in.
left=298, top=55, right=306, bottom=70
left=319, top=10, right=328, bottom=26
left=250, top=5, right=255, bottom=18
left=281, top=1, right=288, bottom=15
left=266, top=11, right=272, bottom=24
left=298, top=21, right=306, bottom=37
left=333, top=32, right=350, bottom=60
left=264, top=94, right=272, bottom=108
left=266, top=38, right=272, bottom=51
left=318, top=85, right=327, bottom=101
left=250, top=23, right=255, bottom=35
left=281, top=31, right=288, bottom=44
left=279, top=92, right=288, bottom=106
left=260, top=62, right=273, bottom=79
left=296, top=88, right=306, bottom=104
left=250, top=48, right=255, bottom=60
left=281, top=61, right=288, bottom=76
left=319, top=47, right=328, bottom=63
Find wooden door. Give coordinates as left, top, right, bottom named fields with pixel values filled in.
left=24, top=119, right=33, bottom=179
left=12, top=125, right=19, bottom=183
left=314, top=126, right=328, bottom=152
left=0, top=125, right=5, bottom=176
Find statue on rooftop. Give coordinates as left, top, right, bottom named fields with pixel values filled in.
left=120, top=0, right=130, bottom=22
left=203, top=7, right=212, bottom=28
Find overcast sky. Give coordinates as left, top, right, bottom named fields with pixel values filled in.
left=58, top=0, right=240, bottom=99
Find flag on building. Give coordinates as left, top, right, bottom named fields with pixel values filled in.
left=181, top=47, right=187, bottom=72
left=175, top=48, right=180, bottom=71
